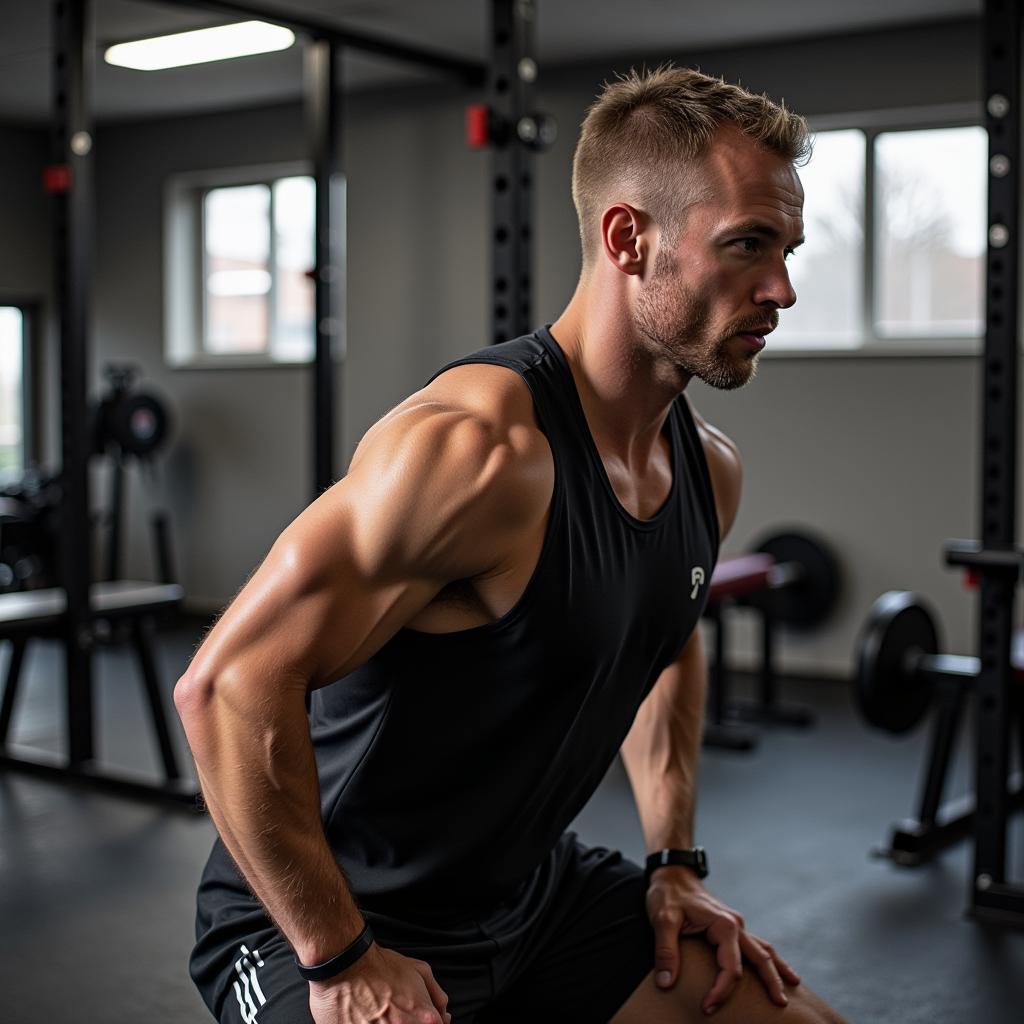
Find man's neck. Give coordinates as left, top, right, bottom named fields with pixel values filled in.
left=549, top=279, right=691, bottom=472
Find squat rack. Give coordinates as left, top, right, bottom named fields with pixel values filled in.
left=960, top=0, right=1024, bottom=923
left=0, top=0, right=542, bottom=805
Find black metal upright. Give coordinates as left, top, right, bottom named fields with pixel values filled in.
left=305, top=39, right=344, bottom=496
left=489, top=0, right=537, bottom=343
left=965, top=0, right=1024, bottom=922
left=52, top=0, right=96, bottom=766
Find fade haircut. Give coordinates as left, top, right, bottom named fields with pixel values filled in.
left=571, top=64, right=811, bottom=270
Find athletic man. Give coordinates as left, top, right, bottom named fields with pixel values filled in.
left=177, top=66, right=847, bottom=1024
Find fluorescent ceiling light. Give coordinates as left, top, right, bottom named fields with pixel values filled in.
left=104, top=21, right=295, bottom=71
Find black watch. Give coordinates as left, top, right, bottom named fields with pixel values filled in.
left=644, top=847, right=709, bottom=883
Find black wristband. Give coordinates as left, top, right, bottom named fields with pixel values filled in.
left=294, top=923, right=375, bottom=982
left=644, top=847, right=709, bottom=883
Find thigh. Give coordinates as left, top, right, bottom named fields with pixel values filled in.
left=196, top=907, right=494, bottom=1024
left=217, top=930, right=313, bottom=1024
left=481, top=840, right=655, bottom=1024
left=611, top=939, right=849, bottom=1024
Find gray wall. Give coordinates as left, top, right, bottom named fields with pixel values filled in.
left=3, top=18, right=1016, bottom=677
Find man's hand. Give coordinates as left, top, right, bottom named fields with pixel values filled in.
left=646, top=866, right=801, bottom=1016
left=308, top=945, right=452, bottom=1024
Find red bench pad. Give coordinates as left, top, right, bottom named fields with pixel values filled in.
left=708, top=554, right=775, bottom=601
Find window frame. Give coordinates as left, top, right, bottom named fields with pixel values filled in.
left=0, top=298, right=39, bottom=476
left=164, top=161, right=315, bottom=369
left=767, top=102, right=986, bottom=360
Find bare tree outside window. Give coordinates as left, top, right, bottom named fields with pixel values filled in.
left=875, top=126, right=985, bottom=337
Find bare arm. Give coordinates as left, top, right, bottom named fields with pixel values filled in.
left=621, top=402, right=742, bottom=850
left=174, top=368, right=548, bottom=970
left=619, top=418, right=798, bottom=1014
left=620, top=626, right=707, bottom=853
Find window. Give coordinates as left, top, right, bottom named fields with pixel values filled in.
left=771, top=111, right=986, bottom=356
left=874, top=126, right=986, bottom=338
left=0, top=305, right=30, bottom=476
left=165, top=164, right=320, bottom=367
left=777, top=129, right=864, bottom=350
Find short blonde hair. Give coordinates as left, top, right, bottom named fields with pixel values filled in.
left=571, top=65, right=811, bottom=269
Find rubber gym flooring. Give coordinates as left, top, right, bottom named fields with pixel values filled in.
left=1, top=615, right=1022, bottom=1023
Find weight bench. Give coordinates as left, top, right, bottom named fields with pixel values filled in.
left=0, top=580, right=200, bottom=808
left=703, top=553, right=815, bottom=753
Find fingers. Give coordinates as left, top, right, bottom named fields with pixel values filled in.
left=410, top=959, right=452, bottom=1024
left=701, top=926, right=801, bottom=1016
left=738, top=933, right=788, bottom=1008
left=651, top=909, right=683, bottom=988
left=701, top=916, right=743, bottom=1015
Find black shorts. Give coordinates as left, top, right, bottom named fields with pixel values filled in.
left=190, top=832, right=655, bottom=1024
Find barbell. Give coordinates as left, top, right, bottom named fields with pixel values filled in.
left=855, top=590, right=1024, bottom=734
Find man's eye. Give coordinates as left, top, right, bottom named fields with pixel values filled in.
left=784, top=246, right=797, bottom=261
left=734, top=238, right=758, bottom=253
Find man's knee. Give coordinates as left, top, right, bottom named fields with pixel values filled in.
left=611, top=939, right=848, bottom=1024
left=781, top=986, right=849, bottom=1024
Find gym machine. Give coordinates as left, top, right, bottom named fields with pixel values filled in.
left=853, top=0, right=1024, bottom=925
left=704, top=531, right=842, bottom=752
left=0, top=0, right=192, bottom=806
left=93, top=364, right=176, bottom=584
left=4, top=0, right=541, bottom=806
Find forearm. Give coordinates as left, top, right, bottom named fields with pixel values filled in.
left=176, top=669, right=364, bottom=964
left=621, top=631, right=707, bottom=852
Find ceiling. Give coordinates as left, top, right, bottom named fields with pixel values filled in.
left=0, top=0, right=980, bottom=124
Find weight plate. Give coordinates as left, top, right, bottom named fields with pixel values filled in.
left=856, top=591, right=939, bottom=734
left=744, top=529, right=841, bottom=629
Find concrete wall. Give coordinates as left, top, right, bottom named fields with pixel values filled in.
left=2, top=18, right=1015, bottom=678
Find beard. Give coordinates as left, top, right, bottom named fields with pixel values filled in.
left=632, top=249, right=777, bottom=391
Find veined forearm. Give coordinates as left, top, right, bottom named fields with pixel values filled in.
left=178, top=674, right=364, bottom=964
left=625, top=768, right=698, bottom=850
left=621, top=635, right=707, bottom=852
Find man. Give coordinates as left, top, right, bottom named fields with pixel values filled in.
left=177, top=66, right=847, bottom=1024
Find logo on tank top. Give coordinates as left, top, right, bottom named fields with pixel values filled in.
left=233, top=943, right=267, bottom=1023
left=690, top=567, right=706, bottom=600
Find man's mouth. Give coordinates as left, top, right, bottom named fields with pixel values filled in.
left=736, top=326, right=772, bottom=350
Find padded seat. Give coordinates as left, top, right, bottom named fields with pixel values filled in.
left=708, top=554, right=775, bottom=601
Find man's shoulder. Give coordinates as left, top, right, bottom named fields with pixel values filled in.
left=376, top=360, right=544, bottom=470
left=349, top=362, right=553, bottom=540
left=682, top=397, right=742, bottom=542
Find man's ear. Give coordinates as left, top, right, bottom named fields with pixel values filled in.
left=599, top=203, right=651, bottom=277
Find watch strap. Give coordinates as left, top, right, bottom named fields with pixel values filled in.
left=644, top=847, right=709, bottom=882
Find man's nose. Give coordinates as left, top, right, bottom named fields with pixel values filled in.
left=754, top=261, right=797, bottom=310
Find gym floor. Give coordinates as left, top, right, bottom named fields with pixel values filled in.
left=1, top=617, right=1022, bottom=1024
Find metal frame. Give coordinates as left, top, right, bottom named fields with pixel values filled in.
left=169, top=0, right=484, bottom=86
left=305, top=38, right=342, bottom=496
left=964, top=0, right=1024, bottom=923
left=489, top=0, right=537, bottom=343
left=875, top=0, right=1024, bottom=925
left=7, top=0, right=487, bottom=805
left=52, top=0, right=96, bottom=769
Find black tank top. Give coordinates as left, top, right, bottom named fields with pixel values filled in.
left=198, top=326, right=719, bottom=919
